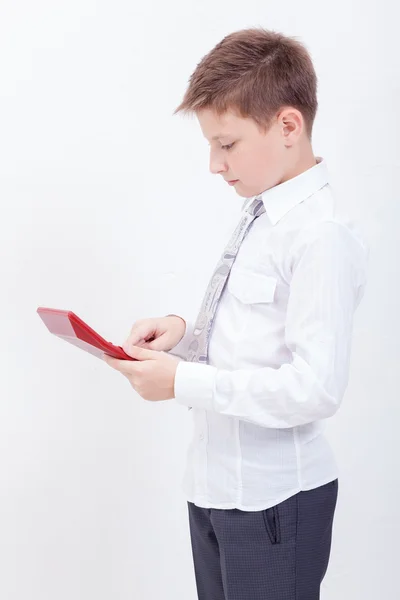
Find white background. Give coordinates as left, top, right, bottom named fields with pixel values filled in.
left=0, top=1, right=398, bottom=598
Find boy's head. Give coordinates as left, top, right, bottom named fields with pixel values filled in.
left=174, top=28, right=318, bottom=198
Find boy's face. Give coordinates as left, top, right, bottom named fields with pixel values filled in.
left=197, top=107, right=290, bottom=198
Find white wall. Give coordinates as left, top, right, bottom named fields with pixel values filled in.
left=1, top=1, right=398, bottom=598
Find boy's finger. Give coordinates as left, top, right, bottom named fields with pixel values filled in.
left=103, top=354, right=127, bottom=371
left=103, top=353, right=117, bottom=366
left=128, top=324, right=157, bottom=345
left=123, top=332, right=153, bottom=351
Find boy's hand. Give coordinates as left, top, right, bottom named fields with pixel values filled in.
left=103, top=346, right=182, bottom=401
left=122, top=316, right=186, bottom=353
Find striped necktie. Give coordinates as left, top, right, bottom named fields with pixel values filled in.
left=186, top=195, right=266, bottom=369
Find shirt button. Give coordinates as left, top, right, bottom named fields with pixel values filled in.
left=199, top=433, right=204, bottom=441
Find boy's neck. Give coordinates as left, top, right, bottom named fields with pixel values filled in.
left=280, top=144, right=317, bottom=185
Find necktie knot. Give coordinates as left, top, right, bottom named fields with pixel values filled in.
left=246, top=195, right=266, bottom=218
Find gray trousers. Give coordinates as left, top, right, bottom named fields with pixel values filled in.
left=187, top=479, right=338, bottom=600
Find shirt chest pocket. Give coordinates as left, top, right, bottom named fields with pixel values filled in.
left=227, top=268, right=278, bottom=305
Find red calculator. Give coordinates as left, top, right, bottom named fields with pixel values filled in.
left=36, top=307, right=136, bottom=361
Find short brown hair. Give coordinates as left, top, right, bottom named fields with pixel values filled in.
left=174, top=27, right=318, bottom=138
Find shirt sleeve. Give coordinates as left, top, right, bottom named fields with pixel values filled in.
left=165, top=314, right=195, bottom=360
left=173, top=221, right=368, bottom=428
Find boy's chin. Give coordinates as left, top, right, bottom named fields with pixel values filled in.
left=234, top=185, right=254, bottom=199
left=231, top=182, right=247, bottom=197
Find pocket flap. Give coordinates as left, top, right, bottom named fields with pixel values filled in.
left=227, top=269, right=277, bottom=304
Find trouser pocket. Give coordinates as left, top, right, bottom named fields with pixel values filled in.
left=262, top=505, right=281, bottom=544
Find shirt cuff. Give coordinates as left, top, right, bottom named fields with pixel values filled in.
left=165, top=314, right=195, bottom=360
left=173, top=361, right=217, bottom=410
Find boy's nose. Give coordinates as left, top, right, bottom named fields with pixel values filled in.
left=209, top=157, right=228, bottom=175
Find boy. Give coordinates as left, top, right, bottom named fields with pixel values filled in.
left=104, top=27, right=368, bottom=599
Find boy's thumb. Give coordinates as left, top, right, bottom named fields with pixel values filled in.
left=126, top=345, right=156, bottom=360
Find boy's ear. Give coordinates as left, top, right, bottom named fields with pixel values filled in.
left=278, top=107, right=304, bottom=146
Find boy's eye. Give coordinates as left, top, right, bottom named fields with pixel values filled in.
left=221, top=142, right=235, bottom=151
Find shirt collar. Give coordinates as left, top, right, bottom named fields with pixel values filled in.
left=242, top=157, right=329, bottom=225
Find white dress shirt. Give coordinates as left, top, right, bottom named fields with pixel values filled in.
left=169, top=158, right=368, bottom=511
